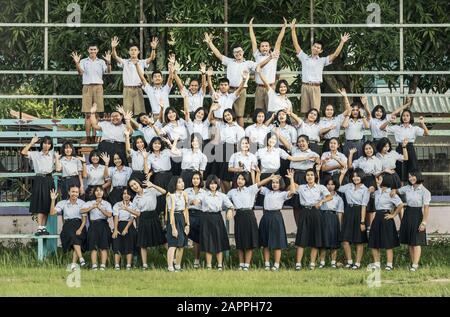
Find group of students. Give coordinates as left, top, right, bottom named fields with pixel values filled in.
left=20, top=19, right=432, bottom=272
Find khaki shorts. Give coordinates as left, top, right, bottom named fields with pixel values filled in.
left=229, top=87, right=247, bottom=117
left=254, top=86, right=269, bottom=112
left=123, top=87, right=145, bottom=115
left=82, top=84, right=104, bottom=113
left=300, top=84, right=321, bottom=113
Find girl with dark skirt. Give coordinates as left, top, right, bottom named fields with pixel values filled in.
left=320, top=137, right=348, bottom=185
left=341, top=102, right=370, bottom=160
left=198, top=175, right=235, bottom=270
left=398, top=171, right=431, bottom=272
left=290, top=109, right=322, bottom=155
left=380, top=110, right=429, bottom=183
left=83, top=150, right=107, bottom=201
left=165, top=177, right=190, bottom=272
left=55, top=141, right=84, bottom=200
left=368, top=175, right=403, bottom=271
left=81, top=186, right=113, bottom=270
left=338, top=168, right=370, bottom=270
left=228, top=137, right=258, bottom=185
left=50, top=186, right=87, bottom=271
left=376, top=137, right=408, bottom=191
left=288, top=168, right=333, bottom=270
left=129, top=178, right=167, bottom=270
left=101, top=152, right=132, bottom=206
left=21, top=135, right=55, bottom=236
left=318, top=178, right=344, bottom=269
left=170, top=134, right=207, bottom=188
left=271, top=109, right=297, bottom=178
left=184, top=172, right=206, bottom=268
left=227, top=172, right=278, bottom=271
left=124, top=129, right=150, bottom=183
left=259, top=174, right=295, bottom=271
left=112, top=188, right=140, bottom=271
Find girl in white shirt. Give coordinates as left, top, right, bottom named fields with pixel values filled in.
left=376, top=137, right=408, bottom=190
left=83, top=150, right=107, bottom=201
left=290, top=109, right=322, bottom=154
left=341, top=102, right=370, bottom=160
left=245, top=109, right=273, bottom=148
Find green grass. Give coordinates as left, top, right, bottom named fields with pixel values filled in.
left=0, top=240, right=449, bottom=296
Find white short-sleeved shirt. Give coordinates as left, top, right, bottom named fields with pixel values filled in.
left=142, top=83, right=172, bottom=114
left=267, top=88, right=292, bottom=113
left=27, top=151, right=54, bottom=174
left=184, top=188, right=206, bottom=210
left=80, top=57, right=107, bottom=85
left=161, top=118, right=188, bottom=142
left=55, top=199, right=86, bottom=220
left=227, top=184, right=260, bottom=209
left=132, top=188, right=162, bottom=211
left=296, top=183, right=330, bottom=206
left=221, top=56, right=257, bottom=87
left=352, top=156, right=383, bottom=176
left=345, top=119, right=365, bottom=140
left=256, top=147, right=289, bottom=173
left=86, top=164, right=105, bottom=186
left=297, top=51, right=331, bottom=83
left=148, top=149, right=172, bottom=172
left=277, top=124, right=297, bottom=145
left=199, top=191, right=234, bottom=213
left=245, top=124, right=271, bottom=146
left=397, top=185, right=431, bottom=207
left=82, top=200, right=112, bottom=221
left=215, top=93, right=238, bottom=119
left=320, top=193, right=345, bottom=213
left=321, top=151, right=347, bottom=173
left=167, top=192, right=187, bottom=211
left=117, top=59, right=148, bottom=87
left=386, top=124, right=425, bottom=143
left=338, top=183, right=370, bottom=206
left=113, top=201, right=139, bottom=221
left=228, top=151, right=258, bottom=172
left=374, top=188, right=403, bottom=210
left=290, top=147, right=319, bottom=170
left=108, top=166, right=132, bottom=187
left=60, top=156, right=82, bottom=177
left=130, top=149, right=151, bottom=171
left=260, top=187, right=290, bottom=210
left=319, top=114, right=345, bottom=139
left=376, top=151, right=404, bottom=170
left=369, top=114, right=391, bottom=139
left=296, top=121, right=321, bottom=142
left=98, top=121, right=126, bottom=143
left=179, top=149, right=207, bottom=171
left=217, top=122, right=245, bottom=144
left=182, top=88, right=204, bottom=113
left=254, top=51, right=278, bottom=85
left=187, top=119, right=210, bottom=140
left=139, top=122, right=162, bottom=144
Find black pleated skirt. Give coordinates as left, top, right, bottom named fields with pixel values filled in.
left=199, top=212, right=230, bottom=253
left=362, top=174, right=376, bottom=213
left=60, top=218, right=87, bottom=253
left=218, top=142, right=237, bottom=181
left=259, top=210, right=288, bottom=249
left=130, top=170, right=146, bottom=183
left=341, top=205, right=368, bottom=244
left=399, top=207, right=427, bottom=246
left=368, top=210, right=399, bottom=249
left=151, top=171, right=173, bottom=212
left=320, top=171, right=342, bottom=186
left=309, top=142, right=321, bottom=156
left=295, top=207, right=323, bottom=248
left=255, top=173, right=274, bottom=207
left=188, top=208, right=202, bottom=244
left=87, top=219, right=111, bottom=251
left=380, top=172, right=402, bottom=189
left=112, top=221, right=138, bottom=255
left=234, top=209, right=259, bottom=250
left=108, top=186, right=126, bottom=207
left=320, top=210, right=341, bottom=249
left=288, top=170, right=307, bottom=208
left=203, top=141, right=219, bottom=179
left=60, top=176, right=81, bottom=200
left=137, top=210, right=166, bottom=248
left=166, top=212, right=188, bottom=248
left=29, top=175, right=54, bottom=214
left=180, top=169, right=195, bottom=189
left=396, top=143, right=418, bottom=182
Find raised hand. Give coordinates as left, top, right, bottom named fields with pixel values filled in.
left=390, top=114, right=397, bottom=122
left=282, top=17, right=288, bottom=28
left=212, top=92, right=220, bottom=102
left=203, top=33, right=212, bottom=44
left=30, top=135, right=40, bottom=145
left=102, top=51, right=111, bottom=64
left=77, top=155, right=86, bottom=163
left=337, top=88, right=347, bottom=96
left=206, top=67, right=214, bottom=77
left=50, top=188, right=58, bottom=200
left=100, top=152, right=110, bottom=165
left=360, top=96, right=368, bottom=105
left=200, top=62, right=206, bottom=73
left=168, top=53, right=176, bottom=65
left=249, top=17, right=254, bottom=26
left=150, top=37, right=159, bottom=50
left=349, top=148, right=357, bottom=155
left=286, top=169, right=295, bottom=179
left=375, top=175, right=383, bottom=187
left=418, top=116, right=425, bottom=125
left=123, top=110, right=133, bottom=121
left=70, top=51, right=81, bottom=64
left=111, top=36, right=119, bottom=49
left=54, top=152, right=61, bottom=160
left=115, top=105, right=125, bottom=115
left=341, top=32, right=351, bottom=42
left=290, top=18, right=296, bottom=31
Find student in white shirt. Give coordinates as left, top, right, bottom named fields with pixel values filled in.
left=124, top=129, right=150, bottom=183
left=245, top=108, right=273, bottom=148
left=71, top=45, right=111, bottom=143
left=376, top=137, right=408, bottom=190
left=101, top=152, right=132, bottom=207
left=271, top=109, right=298, bottom=177
left=341, top=101, right=370, bottom=159
left=320, top=137, right=348, bottom=185
left=249, top=18, right=287, bottom=111
left=111, top=36, right=159, bottom=114
left=290, top=109, right=322, bottom=154
left=228, top=137, right=258, bottom=185
left=174, top=63, right=207, bottom=119
left=55, top=141, right=85, bottom=200
left=182, top=95, right=210, bottom=144
left=83, top=150, right=107, bottom=201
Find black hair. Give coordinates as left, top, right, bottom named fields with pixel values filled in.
left=305, top=108, right=320, bottom=123
left=323, top=104, right=335, bottom=117
left=297, top=134, right=310, bottom=146
left=313, top=40, right=325, bottom=50
left=371, top=105, right=387, bottom=120
left=121, top=187, right=135, bottom=201
left=152, top=70, right=163, bottom=78
left=408, top=170, right=424, bottom=185
left=275, top=80, right=289, bottom=94
left=68, top=185, right=80, bottom=192
left=87, top=43, right=98, bottom=49
left=60, top=141, right=75, bottom=157
left=205, top=175, right=220, bottom=190
left=362, top=141, right=376, bottom=158
left=304, top=168, right=319, bottom=183
left=265, top=132, right=276, bottom=147
left=219, top=78, right=230, bottom=85
left=268, top=175, right=286, bottom=191
left=167, top=176, right=184, bottom=194
left=222, top=108, right=236, bottom=122
left=164, top=107, right=180, bottom=123
left=193, top=107, right=208, bottom=122
left=190, top=133, right=203, bottom=150
left=350, top=102, right=363, bottom=119
left=191, top=171, right=204, bottom=188
left=234, top=172, right=251, bottom=188
left=189, top=78, right=200, bottom=86
left=376, top=137, right=392, bottom=154
left=149, top=136, right=165, bottom=153
left=326, top=177, right=340, bottom=191
left=39, top=136, right=53, bottom=152
left=351, top=168, right=366, bottom=185
left=112, top=152, right=127, bottom=167
left=275, top=109, right=292, bottom=125
left=231, top=44, right=244, bottom=51
left=136, top=112, right=150, bottom=126
left=380, top=176, right=392, bottom=188
left=328, top=137, right=341, bottom=149
left=400, top=109, right=415, bottom=124
left=132, top=135, right=148, bottom=151
left=88, top=150, right=102, bottom=164
left=252, top=108, right=267, bottom=124
left=92, top=185, right=105, bottom=199
left=128, top=178, right=144, bottom=192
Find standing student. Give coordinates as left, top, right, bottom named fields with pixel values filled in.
left=398, top=171, right=431, bottom=271
left=165, top=177, right=190, bottom=272
left=124, top=129, right=150, bottom=183
left=376, top=137, right=408, bottom=191
left=258, top=174, right=295, bottom=271
left=290, top=109, right=322, bottom=154
left=101, top=152, right=132, bottom=206
left=183, top=94, right=210, bottom=144
left=338, top=168, right=370, bottom=269
left=380, top=110, right=429, bottom=182
left=71, top=45, right=111, bottom=143
left=272, top=109, right=297, bottom=177
left=81, top=186, right=113, bottom=271
left=291, top=19, right=350, bottom=113
left=198, top=175, right=234, bottom=270
left=369, top=175, right=403, bottom=271
left=255, top=68, right=293, bottom=116
left=320, top=137, right=348, bottom=185
left=245, top=108, right=273, bottom=149
left=174, top=63, right=207, bottom=118
left=83, top=150, right=107, bottom=201
left=249, top=17, right=287, bottom=111
left=184, top=172, right=205, bottom=268
left=227, top=172, right=277, bottom=270
left=288, top=169, right=333, bottom=270
left=341, top=102, right=370, bottom=160
left=112, top=188, right=140, bottom=271
left=319, top=178, right=344, bottom=268
left=228, top=137, right=258, bottom=185
left=50, top=186, right=87, bottom=271
left=21, top=136, right=55, bottom=235
left=55, top=141, right=85, bottom=200
left=90, top=104, right=133, bottom=166
left=111, top=36, right=159, bottom=115
left=129, top=178, right=167, bottom=270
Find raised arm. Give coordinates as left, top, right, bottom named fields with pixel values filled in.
left=391, top=97, right=412, bottom=117
left=54, top=152, right=62, bottom=172
left=233, top=71, right=248, bottom=97
left=111, top=36, right=123, bottom=64
left=286, top=169, right=299, bottom=193
left=166, top=55, right=175, bottom=88
left=49, top=189, right=59, bottom=216
left=204, top=33, right=224, bottom=61
left=21, top=135, right=39, bottom=156
left=206, top=67, right=215, bottom=95
left=347, top=148, right=357, bottom=169
left=71, top=52, right=84, bottom=75
left=146, top=37, right=159, bottom=65
left=418, top=116, right=430, bottom=136
left=274, top=17, right=287, bottom=52
left=290, top=19, right=301, bottom=55
left=208, top=102, right=219, bottom=126
left=328, top=33, right=350, bottom=62
left=100, top=153, right=110, bottom=178
left=102, top=51, right=112, bottom=74
left=249, top=18, right=258, bottom=54
left=199, top=63, right=207, bottom=94
left=338, top=88, right=352, bottom=112
left=338, top=167, right=348, bottom=185
left=134, top=60, right=149, bottom=86
left=255, top=64, right=270, bottom=90
left=182, top=95, right=190, bottom=122
left=379, top=114, right=396, bottom=131
left=173, top=68, right=185, bottom=94
left=361, top=109, right=370, bottom=129
left=360, top=95, right=372, bottom=119
left=124, top=129, right=132, bottom=157
left=341, top=113, right=350, bottom=128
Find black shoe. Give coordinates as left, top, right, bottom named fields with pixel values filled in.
left=41, top=228, right=50, bottom=235
left=34, top=229, right=43, bottom=236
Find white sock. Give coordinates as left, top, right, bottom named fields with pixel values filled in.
left=386, top=262, right=393, bottom=267
left=412, top=263, right=419, bottom=268
left=244, top=263, right=250, bottom=268
left=347, top=260, right=353, bottom=264
left=310, top=262, right=316, bottom=267
left=331, top=260, right=336, bottom=265
left=320, top=261, right=325, bottom=265
left=264, top=261, right=270, bottom=267
left=206, top=264, right=212, bottom=268
left=239, top=262, right=244, bottom=268
left=126, top=264, right=131, bottom=268
left=295, top=262, right=302, bottom=267
left=79, top=257, right=85, bottom=263
left=100, top=264, right=106, bottom=268
left=168, top=266, right=175, bottom=271
left=174, top=264, right=181, bottom=270
left=273, top=262, right=280, bottom=268
left=374, top=262, right=381, bottom=267
left=38, top=226, right=43, bottom=230
left=355, top=262, right=361, bottom=267
left=194, top=259, right=200, bottom=265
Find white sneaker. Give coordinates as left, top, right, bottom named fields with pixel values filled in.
left=114, top=264, right=120, bottom=271
left=126, top=265, right=132, bottom=271
left=91, top=264, right=98, bottom=271
left=70, top=263, right=77, bottom=271
left=100, top=264, right=106, bottom=271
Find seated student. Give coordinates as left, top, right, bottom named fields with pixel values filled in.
left=290, top=109, right=322, bottom=155
left=375, top=137, right=408, bottom=191
left=83, top=150, right=107, bottom=201
left=174, top=63, right=207, bottom=119
left=341, top=102, right=370, bottom=160
left=50, top=186, right=87, bottom=271
left=124, top=129, right=150, bottom=183
left=101, top=152, right=132, bottom=206
left=131, top=112, right=163, bottom=145
left=55, top=141, right=85, bottom=200
left=111, top=36, right=159, bottom=115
